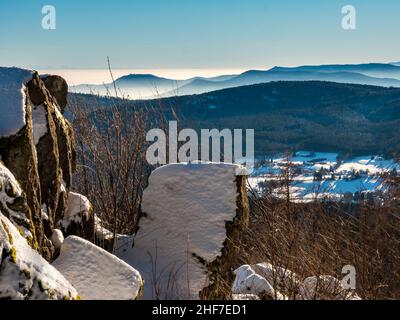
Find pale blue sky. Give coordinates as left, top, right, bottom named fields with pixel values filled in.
left=1, top=0, right=399, bottom=70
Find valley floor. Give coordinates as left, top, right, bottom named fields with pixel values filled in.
left=248, top=151, right=400, bottom=202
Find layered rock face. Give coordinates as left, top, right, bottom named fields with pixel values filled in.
left=117, top=162, right=249, bottom=299
left=0, top=67, right=143, bottom=300
left=0, top=67, right=86, bottom=260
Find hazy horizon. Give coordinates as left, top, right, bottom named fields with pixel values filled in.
left=35, top=68, right=249, bottom=85
left=33, top=59, right=398, bottom=86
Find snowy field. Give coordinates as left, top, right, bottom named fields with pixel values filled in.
left=249, top=151, right=399, bottom=202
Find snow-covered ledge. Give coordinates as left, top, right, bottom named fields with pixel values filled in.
left=117, top=162, right=249, bottom=299
left=53, top=236, right=143, bottom=300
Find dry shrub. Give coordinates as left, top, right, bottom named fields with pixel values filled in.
left=236, top=173, right=400, bottom=300
left=68, top=93, right=167, bottom=252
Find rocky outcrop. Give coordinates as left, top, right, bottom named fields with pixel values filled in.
left=0, top=212, right=79, bottom=300
left=232, top=263, right=361, bottom=300
left=0, top=68, right=45, bottom=256
left=51, top=229, right=64, bottom=252
left=28, top=74, right=62, bottom=236
left=117, top=162, right=249, bottom=299
left=27, top=72, right=76, bottom=235
left=0, top=67, right=79, bottom=261
left=53, top=236, right=143, bottom=300
left=0, top=67, right=143, bottom=300
left=41, top=75, right=68, bottom=113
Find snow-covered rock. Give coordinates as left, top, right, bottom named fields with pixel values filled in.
left=31, top=104, right=48, bottom=145
left=0, top=212, right=79, bottom=300
left=94, top=215, right=114, bottom=242
left=0, top=67, right=76, bottom=260
left=233, top=262, right=361, bottom=300
left=0, top=68, right=45, bottom=256
left=232, top=265, right=287, bottom=300
left=51, top=229, right=64, bottom=250
left=251, top=262, right=300, bottom=292
left=52, top=236, right=143, bottom=300
left=117, top=162, right=249, bottom=299
left=60, top=192, right=93, bottom=239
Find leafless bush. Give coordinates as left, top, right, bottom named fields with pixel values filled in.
left=235, top=172, right=400, bottom=300
left=68, top=92, right=167, bottom=252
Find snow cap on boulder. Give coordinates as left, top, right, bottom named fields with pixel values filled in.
left=233, top=262, right=361, bottom=300
left=117, top=162, right=249, bottom=299
left=51, top=229, right=64, bottom=250
left=53, top=236, right=143, bottom=300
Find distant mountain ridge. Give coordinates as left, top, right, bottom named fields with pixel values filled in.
left=271, top=63, right=400, bottom=78
left=70, top=62, right=400, bottom=99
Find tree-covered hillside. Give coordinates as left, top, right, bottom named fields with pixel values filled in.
left=69, top=81, right=400, bottom=157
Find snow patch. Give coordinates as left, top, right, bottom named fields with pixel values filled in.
left=0, top=162, right=32, bottom=238
left=0, top=67, right=33, bottom=138
left=41, top=204, right=49, bottom=220
left=31, top=104, right=48, bottom=144
left=94, top=215, right=114, bottom=241
left=60, top=192, right=91, bottom=230
left=232, top=293, right=260, bottom=300
left=51, top=229, right=64, bottom=250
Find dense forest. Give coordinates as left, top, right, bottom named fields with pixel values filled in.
left=69, top=81, right=400, bottom=157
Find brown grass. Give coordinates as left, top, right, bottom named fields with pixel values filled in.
left=233, top=174, right=400, bottom=299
